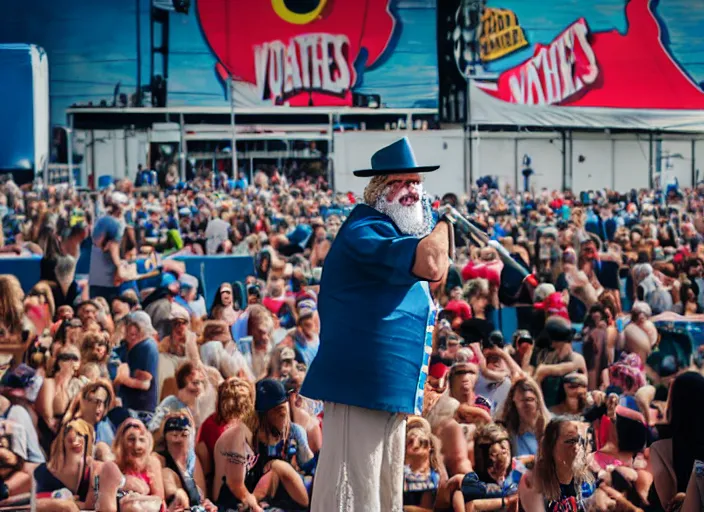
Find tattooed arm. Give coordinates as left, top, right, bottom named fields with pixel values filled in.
left=219, top=426, right=263, bottom=512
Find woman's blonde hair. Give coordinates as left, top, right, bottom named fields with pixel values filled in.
left=113, top=419, right=153, bottom=472
left=216, top=377, right=255, bottom=426
left=0, top=275, right=25, bottom=335
left=407, top=416, right=442, bottom=468
left=47, top=419, right=95, bottom=473
left=463, top=278, right=490, bottom=302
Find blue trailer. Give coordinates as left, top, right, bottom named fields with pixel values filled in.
left=0, top=44, right=49, bottom=184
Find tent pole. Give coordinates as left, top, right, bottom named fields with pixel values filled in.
left=648, top=133, right=654, bottom=189
left=561, top=130, right=567, bottom=191
left=466, top=76, right=473, bottom=192
left=692, top=139, right=697, bottom=187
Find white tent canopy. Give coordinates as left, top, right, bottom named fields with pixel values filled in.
left=470, top=82, right=704, bottom=133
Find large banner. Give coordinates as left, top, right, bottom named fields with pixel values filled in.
left=438, top=0, right=704, bottom=121
left=199, top=0, right=395, bottom=106
left=0, top=0, right=438, bottom=122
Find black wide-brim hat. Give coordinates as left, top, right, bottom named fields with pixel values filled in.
left=353, top=136, right=440, bottom=177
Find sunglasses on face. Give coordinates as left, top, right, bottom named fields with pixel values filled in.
left=85, top=396, right=107, bottom=407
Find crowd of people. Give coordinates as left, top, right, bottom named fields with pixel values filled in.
left=0, top=168, right=703, bottom=511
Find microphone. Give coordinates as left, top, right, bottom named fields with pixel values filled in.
left=442, top=206, right=538, bottom=289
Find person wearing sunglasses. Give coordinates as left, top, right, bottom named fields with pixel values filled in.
left=550, top=372, right=589, bottom=417
left=155, top=412, right=216, bottom=512
left=36, top=344, right=86, bottom=455
left=403, top=417, right=442, bottom=510
left=519, top=416, right=614, bottom=512
left=63, top=380, right=117, bottom=458
left=33, top=419, right=99, bottom=511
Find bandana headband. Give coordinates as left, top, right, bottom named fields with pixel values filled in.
left=164, top=416, right=191, bottom=434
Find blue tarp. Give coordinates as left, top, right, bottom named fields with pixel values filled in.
left=0, top=255, right=255, bottom=311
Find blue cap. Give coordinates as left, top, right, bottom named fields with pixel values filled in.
left=161, top=272, right=180, bottom=290
left=255, top=379, right=289, bottom=413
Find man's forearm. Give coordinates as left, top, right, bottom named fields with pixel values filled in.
left=121, top=376, right=151, bottom=390
left=413, top=220, right=451, bottom=281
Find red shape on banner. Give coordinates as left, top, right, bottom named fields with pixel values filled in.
left=197, top=0, right=396, bottom=106
left=476, top=0, right=704, bottom=110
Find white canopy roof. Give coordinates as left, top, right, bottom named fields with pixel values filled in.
left=470, top=82, right=704, bottom=133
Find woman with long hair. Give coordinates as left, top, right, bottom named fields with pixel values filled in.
left=209, top=283, right=240, bottom=326
left=650, top=371, right=704, bottom=510
left=36, top=343, right=87, bottom=455
left=112, top=419, right=165, bottom=501
left=518, top=416, right=612, bottom=512
left=461, top=423, right=520, bottom=511
left=24, top=281, right=55, bottom=333
left=33, top=419, right=101, bottom=510
left=496, top=377, right=551, bottom=458
left=154, top=410, right=216, bottom=511
left=197, top=378, right=255, bottom=489
left=212, top=378, right=310, bottom=511
left=549, top=373, right=589, bottom=417
left=403, top=416, right=443, bottom=511
left=79, top=331, right=111, bottom=379
left=62, top=379, right=116, bottom=455
left=0, top=275, right=28, bottom=343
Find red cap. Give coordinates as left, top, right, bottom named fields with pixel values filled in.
left=444, top=300, right=472, bottom=321
left=429, top=362, right=449, bottom=380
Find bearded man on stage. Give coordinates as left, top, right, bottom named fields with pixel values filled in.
left=301, top=137, right=454, bottom=512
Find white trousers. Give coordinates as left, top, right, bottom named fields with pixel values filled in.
left=310, top=402, right=406, bottom=512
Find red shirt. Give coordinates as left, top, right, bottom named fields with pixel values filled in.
left=197, top=414, right=230, bottom=460
left=262, top=296, right=285, bottom=315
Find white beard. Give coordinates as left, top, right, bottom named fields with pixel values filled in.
left=374, top=188, right=431, bottom=237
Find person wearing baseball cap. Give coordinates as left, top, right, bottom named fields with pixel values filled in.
left=241, top=379, right=312, bottom=510
left=423, top=359, right=449, bottom=414
left=266, top=346, right=297, bottom=380
left=534, top=317, right=587, bottom=409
